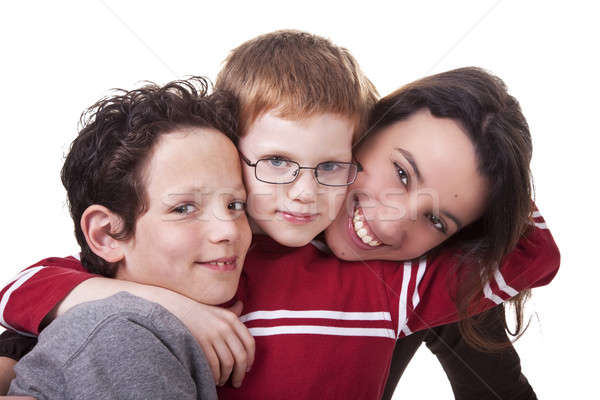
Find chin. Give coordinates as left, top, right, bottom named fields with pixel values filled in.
left=329, top=248, right=365, bottom=261
left=272, top=234, right=314, bottom=248
left=188, top=284, right=238, bottom=306
left=265, top=225, right=320, bottom=248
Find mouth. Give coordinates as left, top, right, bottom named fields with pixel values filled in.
left=277, top=210, right=319, bottom=224
left=195, top=256, right=238, bottom=272
left=347, top=203, right=384, bottom=250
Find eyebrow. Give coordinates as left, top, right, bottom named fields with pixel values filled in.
left=394, top=147, right=423, bottom=184
left=166, top=184, right=246, bottom=197
left=254, top=145, right=351, bottom=162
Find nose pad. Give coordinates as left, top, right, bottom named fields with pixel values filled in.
left=288, top=169, right=317, bottom=203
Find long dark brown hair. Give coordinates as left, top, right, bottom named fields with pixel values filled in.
left=365, top=67, right=533, bottom=350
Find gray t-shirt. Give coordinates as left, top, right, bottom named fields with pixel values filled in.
left=9, top=292, right=217, bottom=400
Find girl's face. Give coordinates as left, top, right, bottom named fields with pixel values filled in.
left=325, top=109, right=489, bottom=261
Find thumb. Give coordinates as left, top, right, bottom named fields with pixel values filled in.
left=227, top=300, right=244, bottom=316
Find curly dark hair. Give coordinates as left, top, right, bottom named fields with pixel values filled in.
left=61, top=77, right=239, bottom=277
left=366, top=67, right=533, bottom=350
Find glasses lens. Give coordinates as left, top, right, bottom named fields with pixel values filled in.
left=255, top=159, right=299, bottom=184
left=316, top=163, right=357, bottom=186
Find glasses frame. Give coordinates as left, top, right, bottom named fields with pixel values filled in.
left=239, top=152, right=362, bottom=187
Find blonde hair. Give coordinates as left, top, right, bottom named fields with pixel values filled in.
left=215, top=30, right=378, bottom=141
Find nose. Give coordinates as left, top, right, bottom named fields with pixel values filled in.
left=377, top=214, right=409, bottom=245
left=207, top=212, right=242, bottom=244
left=374, top=192, right=422, bottom=244
left=287, top=169, right=317, bottom=203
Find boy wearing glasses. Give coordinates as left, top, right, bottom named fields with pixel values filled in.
left=220, top=33, right=374, bottom=248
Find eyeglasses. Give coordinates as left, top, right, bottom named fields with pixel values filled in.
left=239, top=153, right=361, bottom=187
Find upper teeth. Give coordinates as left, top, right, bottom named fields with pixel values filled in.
left=353, top=208, right=381, bottom=247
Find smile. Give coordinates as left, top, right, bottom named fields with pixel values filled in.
left=195, top=256, right=237, bottom=271
left=351, top=206, right=383, bottom=248
left=278, top=210, right=318, bottom=224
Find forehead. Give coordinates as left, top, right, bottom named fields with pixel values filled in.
left=143, top=127, right=244, bottom=195
left=240, top=111, right=355, bottom=162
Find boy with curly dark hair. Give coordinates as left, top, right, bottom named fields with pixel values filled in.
left=8, top=77, right=252, bottom=399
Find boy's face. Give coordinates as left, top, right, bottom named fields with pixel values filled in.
left=117, top=128, right=252, bottom=305
left=238, top=111, right=354, bottom=247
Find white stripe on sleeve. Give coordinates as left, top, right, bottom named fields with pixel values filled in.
left=397, top=261, right=413, bottom=338
left=483, top=281, right=504, bottom=305
left=494, top=269, right=519, bottom=297
left=533, top=222, right=548, bottom=229
left=411, top=257, right=427, bottom=309
left=0, top=266, right=45, bottom=337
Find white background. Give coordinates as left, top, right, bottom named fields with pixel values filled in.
left=0, top=1, right=597, bottom=398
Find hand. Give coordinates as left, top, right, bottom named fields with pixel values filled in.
left=176, top=300, right=255, bottom=388
left=0, top=356, right=17, bottom=394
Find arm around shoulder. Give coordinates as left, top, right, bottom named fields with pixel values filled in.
left=10, top=293, right=217, bottom=399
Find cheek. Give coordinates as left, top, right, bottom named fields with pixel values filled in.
left=352, top=157, right=392, bottom=193
left=242, top=168, right=277, bottom=201
left=318, top=187, right=347, bottom=218
left=237, top=217, right=253, bottom=251
left=245, top=180, right=280, bottom=218
left=374, top=190, right=412, bottom=222
left=241, top=166, right=255, bottom=187
left=405, top=226, right=447, bottom=258
left=147, top=222, right=200, bottom=261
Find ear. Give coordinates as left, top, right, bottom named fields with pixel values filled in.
left=80, top=205, right=126, bottom=263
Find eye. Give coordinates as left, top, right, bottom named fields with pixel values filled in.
left=427, top=214, right=447, bottom=234
left=393, top=162, right=409, bottom=187
left=319, top=162, right=340, bottom=172
left=228, top=200, right=246, bottom=211
left=173, top=204, right=196, bottom=215
left=267, top=156, right=292, bottom=168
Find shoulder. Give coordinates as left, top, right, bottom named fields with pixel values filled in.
left=38, top=292, right=187, bottom=364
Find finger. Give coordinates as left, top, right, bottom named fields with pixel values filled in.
left=231, top=319, right=255, bottom=370
left=223, top=332, right=249, bottom=388
left=212, top=339, right=235, bottom=386
left=199, top=341, right=221, bottom=384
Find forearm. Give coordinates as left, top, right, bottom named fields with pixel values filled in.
left=50, top=277, right=198, bottom=328
left=9, top=294, right=210, bottom=399
left=381, top=331, right=426, bottom=400
left=7, top=266, right=254, bottom=387
left=424, top=306, right=536, bottom=400
left=0, top=356, right=17, bottom=395
left=0, top=330, right=39, bottom=395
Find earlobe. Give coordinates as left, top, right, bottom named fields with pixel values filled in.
left=80, top=205, right=125, bottom=263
